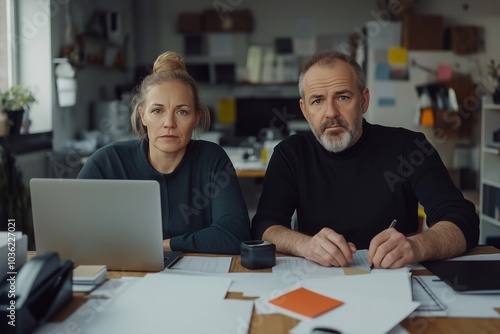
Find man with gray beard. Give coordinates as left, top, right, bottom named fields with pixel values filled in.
left=251, top=50, right=479, bottom=269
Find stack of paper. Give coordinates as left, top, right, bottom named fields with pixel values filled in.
left=38, top=274, right=254, bottom=334
left=72, top=265, right=107, bottom=292
left=255, top=271, right=419, bottom=334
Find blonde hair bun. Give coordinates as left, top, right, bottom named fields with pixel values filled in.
left=153, top=51, right=186, bottom=74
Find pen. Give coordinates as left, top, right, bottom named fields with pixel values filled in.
left=369, top=219, right=397, bottom=271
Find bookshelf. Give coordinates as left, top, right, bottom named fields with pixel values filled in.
left=479, top=97, right=500, bottom=244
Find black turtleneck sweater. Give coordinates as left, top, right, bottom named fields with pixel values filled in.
left=78, top=139, right=250, bottom=254
left=252, top=120, right=479, bottom=250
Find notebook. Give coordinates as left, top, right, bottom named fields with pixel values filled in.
left=30, top=178, right=181, bottom=271
left=422, top=260, right=500, bottom=294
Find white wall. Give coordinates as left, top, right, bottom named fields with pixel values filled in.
left=155, top=0, right=378, bottom=51
left=364, top=0, right=500, bottom=172
left=146, top=0, right=379, bottom=115
left=366, top=0, right=500, bottom=129
left=26, top=0, right=499, bottom=154
left=416, top=0, right=500, bottom=92
left=50, top=0, right=135, bottom=151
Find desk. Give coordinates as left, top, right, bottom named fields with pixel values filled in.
left=42, top=247, right=500, bottom=333
left=236, top=169, right=266, bottom=178
left=223, top=146, right=267, bottom=178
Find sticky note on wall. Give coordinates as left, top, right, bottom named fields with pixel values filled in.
left=217, top=98, right=236, bottom=124
left=388, top=47, right=408, bottom=65
left=437, top=64, right=452, bottom=81
left=375, top=63, right=391, bottom=80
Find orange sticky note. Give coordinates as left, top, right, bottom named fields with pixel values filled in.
left=269, top=287, right=344, bottom=318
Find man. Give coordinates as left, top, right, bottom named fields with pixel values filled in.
left=251, top=50, right=479, bottom=269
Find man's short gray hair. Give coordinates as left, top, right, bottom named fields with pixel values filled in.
left=298, top=50, right=366, bottom=99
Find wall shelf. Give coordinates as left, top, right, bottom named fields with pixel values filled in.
left=479, top=97, right=500, bottom=244
left=483, top=146, right=500, bottom=155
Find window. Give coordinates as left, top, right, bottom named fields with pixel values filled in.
left=0, top=0, right=12, bottom=90
left=12, top=0, right=53, bottom=134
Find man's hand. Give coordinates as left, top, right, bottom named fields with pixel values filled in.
left=369, top=221, right=467, bottom=269
left=163, top=239, right=171, bottom=251
left=368, top=228, right=419, bottom=269
left=301, top=228, right=357, bottom=267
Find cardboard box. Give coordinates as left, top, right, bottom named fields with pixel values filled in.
left=445, top=25, right=479, bottom=54
left=177, top=12, right=202, bottom=33
left=202, top=9, right=253, bottom=32
left=403, top=14, right=443, bottom=50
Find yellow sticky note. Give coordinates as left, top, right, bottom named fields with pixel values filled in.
left=388, top=47, right=408, bottom=65
left=217, top=98, right=236, bottom=124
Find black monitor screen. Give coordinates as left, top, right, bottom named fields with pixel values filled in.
left=234, top=97, right=304, bottom=138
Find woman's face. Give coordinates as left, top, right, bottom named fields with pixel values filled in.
left=140, top=81, right=200, bottom=157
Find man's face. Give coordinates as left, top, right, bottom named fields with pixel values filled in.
left=299, top=61, right=370, bottom=153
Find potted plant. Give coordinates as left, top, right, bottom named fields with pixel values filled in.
left=0, top=85, right=37, bottom=135
left=487, top=59, right=500, bottom=104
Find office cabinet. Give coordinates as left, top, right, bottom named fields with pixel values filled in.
left=479, top=97, right=500, bottom=244
left=403, top=14, right=444, bottom=50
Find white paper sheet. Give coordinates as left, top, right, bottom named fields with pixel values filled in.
left=354, top=249, right=411, bottom=274
left=446, top=253, right=500, bottom=261
left=83, top=298, right=253, bottom=334
left=39, top=274, right=252, bottom=334
left=160, top=270, right=303, bottom=298
left=226, top=272, right=301, bottom=297
left=255, top=272, right=418, bottom=334
left=272, top=256, right=344, bottom=278
left=273, top=250, right=409, bottom=279
left=168, top=256, right=232, bottom=273
left=255, top=272, right=413, bottom=318
left=290, top=294, right=418, bottom=334
left=305, top=272, right=413, bottom=302
left=409, top=253, right=500, bottom=270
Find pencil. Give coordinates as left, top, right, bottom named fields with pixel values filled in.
left=369, top=219, right=397, bottom=271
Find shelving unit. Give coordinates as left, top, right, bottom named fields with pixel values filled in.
left=479, top=97, right=500, bottom=244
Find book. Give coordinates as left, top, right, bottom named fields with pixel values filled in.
left=73, top=265, right=107, bottom=292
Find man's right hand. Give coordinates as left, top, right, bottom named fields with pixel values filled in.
left=301, top=228, right=357, bottom=267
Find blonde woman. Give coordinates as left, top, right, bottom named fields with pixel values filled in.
left=79, top=51, right=250, bottom=254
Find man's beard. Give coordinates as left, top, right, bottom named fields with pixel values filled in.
left=311, top=118, right=361, bottom=153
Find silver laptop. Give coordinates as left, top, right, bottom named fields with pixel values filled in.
left=30, top=178, right=177, bottom=271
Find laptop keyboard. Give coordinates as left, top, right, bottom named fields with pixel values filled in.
left=163, top=251, right=182, bottom=268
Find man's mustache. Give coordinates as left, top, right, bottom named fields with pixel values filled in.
left=320, top=119, right=348, bottom=133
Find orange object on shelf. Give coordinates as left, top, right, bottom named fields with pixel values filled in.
left=420, top=107, right=435, bottom=126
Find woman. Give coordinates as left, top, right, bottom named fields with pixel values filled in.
left=78, top=51, right=250, bottom=254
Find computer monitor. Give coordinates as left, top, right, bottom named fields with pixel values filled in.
left=234, top=97, right=305, bottom=139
